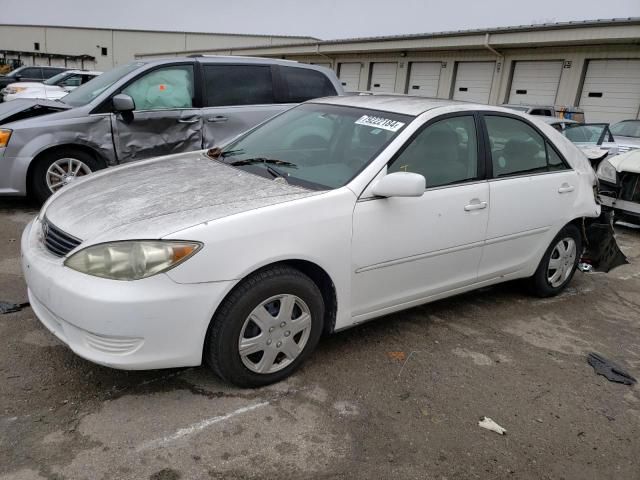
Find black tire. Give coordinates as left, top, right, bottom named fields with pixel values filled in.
left=30, top=149, right=105, bottom=204
left=529, top=224, right=582, bottom=298
left=205, top=266, right=324, bottom=388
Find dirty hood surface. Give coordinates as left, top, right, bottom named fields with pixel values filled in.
left=0, top=98, right=71, bottom=125
left=44, top=151, right=319, bottom=242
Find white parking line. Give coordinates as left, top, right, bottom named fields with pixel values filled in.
left=137, top=400, right=270, bottom=452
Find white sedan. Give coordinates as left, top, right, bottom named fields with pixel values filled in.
left=21, top=95, right=619, bottom=387
left=2, top=70, right=101, bottom=101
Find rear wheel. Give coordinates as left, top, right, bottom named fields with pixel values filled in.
left=30, top=149, right=104, bottom=204
left=205, top=266, right=324, bottom=388
left=529, top=224, right=582, bottom=297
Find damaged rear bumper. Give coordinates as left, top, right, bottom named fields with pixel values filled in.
left=582, top=210, right=629, bottom=272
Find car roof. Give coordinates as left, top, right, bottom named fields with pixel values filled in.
left=63, top=70, right=103, bottom=75
left=310, top=94, right=502, bottom=116
left=142, top=55, right=314, bottom=69
left=538, top=117, right=577, bottom=124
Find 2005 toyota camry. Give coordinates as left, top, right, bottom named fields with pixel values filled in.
left=21, top=95, right=624, bottom=387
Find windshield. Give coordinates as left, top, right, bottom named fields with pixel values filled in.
left=610, top=120, right=640, bottom=138
left=220, top=103, right=412, bottom=190
left=62, top=62, right=145, bottom=107
left=564, top=124, right=612, bottom=145
left=43, top=71, right=71, bottom=86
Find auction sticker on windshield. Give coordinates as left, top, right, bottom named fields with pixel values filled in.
left=355, top=115, right=405, bottom=132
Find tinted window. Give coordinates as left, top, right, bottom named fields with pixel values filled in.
left=20, top=68, right=42, bottom=79
left=42, top=68, right=63, bottom=79
left=388, top=115, right=478, bottom=188
left=485, top=115, right=567, bottom=177
left=204, top=65, right=274, bottom=107
left=122, top=65, right=194, bottom=111
left=280, top=66, right=337, bottom=103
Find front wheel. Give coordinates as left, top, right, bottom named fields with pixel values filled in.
left=30, top=149, right=104, bottom=204
left=529, top=224, right=582, bottom=297
left=205, top=266, right=324, bottom=388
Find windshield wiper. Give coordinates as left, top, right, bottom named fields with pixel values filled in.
left=228, top=157, right=298, bottom=168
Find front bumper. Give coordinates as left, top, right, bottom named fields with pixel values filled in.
left=21, top=218, right=233, bottom=370
left=599, top=194, right=640, bottom=218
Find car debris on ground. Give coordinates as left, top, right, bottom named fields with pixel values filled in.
left=478, top=417, right=507, bottom=435
left=587, top=352, right=637, bottom=385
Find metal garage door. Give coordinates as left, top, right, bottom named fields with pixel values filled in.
left=452, top=62, right=495, bottom=103
left=369, top=62, right=397, bottom=93
left=338, top=63, right=361, bottom=91
left=508, top=61, right=563, bottom=105
left=407, top=62, right=441, bottom=97
left=579, top=59, right=640, bottom=123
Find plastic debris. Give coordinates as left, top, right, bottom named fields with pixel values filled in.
left=587, top=352, right=637, bottom=385
left=577, top=262, right=593, bottom=272
left=386, top=351, right=406, bottom=361
left=0, top=301, right=30, bottom=314
left=478, top=417, right=507, bottom=435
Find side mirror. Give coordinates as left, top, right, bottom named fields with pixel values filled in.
left=371, top=172, right=425, bottom=198
left=112, top=93, right=135, bottom=112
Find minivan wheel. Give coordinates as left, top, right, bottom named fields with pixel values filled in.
left=205, top=266, right=324, bottom=388
left=31, top=149, right=104, bottom=204
left=529, top=224, right=582, bottom=297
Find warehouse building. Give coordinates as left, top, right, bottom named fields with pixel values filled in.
left=137, top=18, right=640, bottom=123
left=0, top=24, right=316, bottom=71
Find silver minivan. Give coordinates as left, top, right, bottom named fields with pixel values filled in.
left=0, top=56, right=344, bottom=202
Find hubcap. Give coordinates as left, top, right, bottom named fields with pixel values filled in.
left=547, top=237, right=577, bottom=288
left=238, top=294, right=312, bottom=374
left=46, top=158, right=92, bottom=193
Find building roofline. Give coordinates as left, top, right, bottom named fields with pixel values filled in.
left=0, top=23, right=320, bottom=41
left=136, top=17, right=640, bottom=56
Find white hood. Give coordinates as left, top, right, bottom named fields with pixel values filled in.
left=608, top=149, right=640, bottom=174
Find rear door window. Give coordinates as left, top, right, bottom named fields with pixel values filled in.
left=203, top=64, right=275, bottom=107
left=279, top=66, right=337, bottom=103
left=484, top=115, right=568, bottom=177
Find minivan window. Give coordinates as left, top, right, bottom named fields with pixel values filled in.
left=122, top=65, right=194, bottom=111
left=42, top=68, right=62, bottom=79
left=280, top=67, right=337, bottom=103
left=20, top=68, right=42, bottom=79
left=485, top=115, right=567, bottom=177
left=389, top=115, right=479, bottom=188
left=62, top=62, right=145, bottom=107
left=204, top=65, right=274, bottom=107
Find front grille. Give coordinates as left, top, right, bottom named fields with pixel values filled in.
left=619, top=172, right=640, bottom=203
left=42, top=218, right=82, bottom=257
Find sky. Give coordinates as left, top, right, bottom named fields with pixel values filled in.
left=1, top=0, right=639, bottom=39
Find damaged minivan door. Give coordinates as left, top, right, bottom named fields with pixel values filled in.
left=110, top=64, right=203, bottom=162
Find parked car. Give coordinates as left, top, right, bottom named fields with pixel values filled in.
left=1, top=70, right=102, bottom=102
left=562, top=123, right=618, bottom=168
left=597, top=149, right=640, bottom=224
left=22, top=96, right=624, bottom=387
left=610, top=120, right=640, bottom=154
left=503, top=104, right=585, bottom=122
left=0, top=65, right=67, bottom=98
left=0, top=56, right=343, bottom=203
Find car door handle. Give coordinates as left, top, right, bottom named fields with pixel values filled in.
left=558, top=183, right=575, bottom=194
left=464, top=201, right=488, bottom=211
left=207, top=116, right=228, bottom=123
left=177, top=118, right=199, bottom=124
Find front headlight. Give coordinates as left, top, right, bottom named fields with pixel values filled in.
left=596, top=159, right=617, bottom=184
left=0, top=129, right=11, bottom=148
left=64, top=240, right=202, bottom=280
